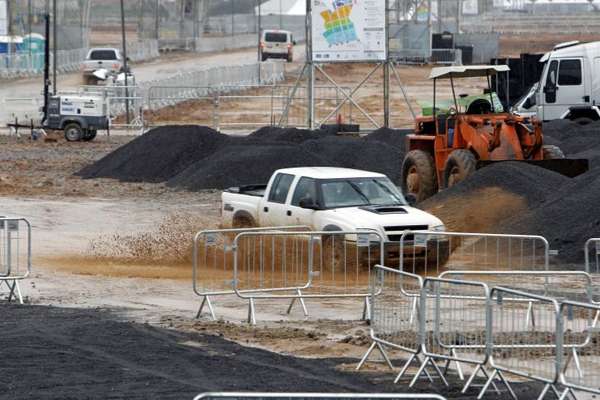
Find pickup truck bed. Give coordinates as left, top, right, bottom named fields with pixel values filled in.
left=225, top=184, right=267, bottom=197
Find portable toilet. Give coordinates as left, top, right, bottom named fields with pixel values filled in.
left=22, top=33, right=45, bottom=70
left=0, top=35, right=23, bottom=53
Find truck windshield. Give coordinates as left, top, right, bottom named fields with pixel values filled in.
left=320, top=178, right=407, bottom=208
left=89, top=50, right=118, bottom=60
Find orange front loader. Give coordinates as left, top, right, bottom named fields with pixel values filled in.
left=401, top=66, right=588, bottom=201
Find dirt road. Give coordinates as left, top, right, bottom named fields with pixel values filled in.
left=0, top=45, right=306, bottom=126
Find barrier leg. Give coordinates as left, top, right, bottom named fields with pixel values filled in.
left=442, top=349, right=464, bottom=380
left=462, top=364, right=482, bottom=393
left=247, top=297, right=256, bottom=325
left=362, top=296, right=371, bottom=321
left=196, top=296, right=216, bottom=320
left=286, top=289, right=308, bottom=317
left=477, top=369, right=498, bottom=400
left=5, top=280, right=23, bottom=304
left=356, top=341, right=394, bottom=371
left=394, top=353, right=420, bottom=383
left=497, top=370, right=518, bottom=400
left=537, top=383, right=552, bottom=400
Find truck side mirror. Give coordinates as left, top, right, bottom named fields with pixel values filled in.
left=299, top=198, right=319, bottom=210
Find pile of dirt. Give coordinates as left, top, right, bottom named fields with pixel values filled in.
left=422, top=159, right=600, bottom=263
left=543, top=120, right=600, bottom=168
left=79, top=126, right=407, bottom=190
left=168, top=142, right=332, bottom=190
left=77, top=125, right=228, bottom=182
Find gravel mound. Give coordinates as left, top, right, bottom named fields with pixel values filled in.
left=80, top=125, right=409, bottom=190
left=422, top=162, right=569, bottom=208
left=247, top=126, right=330, bottom=143
left=301, top=136, right=405, bottom=182
left=78, top=125, right=228, bottom=182
left=504, top=172, right=600, bottom=262
left=167, top=142, right=332, bottom=190
left=543, top=120, right=600, bottom=168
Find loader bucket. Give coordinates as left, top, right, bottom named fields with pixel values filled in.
left=476, top=159, right=589, bottom=178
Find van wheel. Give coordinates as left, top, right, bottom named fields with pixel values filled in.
left=64, top=123, right=83, bottom=142
left=401, top=150, right=437, bottom=202
left=287, top=54, right=293, bottom=63
left=261, top=53, right=268, bottom=62
left=443, top=150, right=477, bottom=189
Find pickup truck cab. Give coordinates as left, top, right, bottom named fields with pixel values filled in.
left=81, top=48, right=124, bottom=85
left=222, top=167, right=446, bottom=262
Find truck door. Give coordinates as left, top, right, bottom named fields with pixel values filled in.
left=542, top=58, right=586, bottom=120
left=286, top=177, right=318, bottom=227
left=261, top=173, right=295, bottom=226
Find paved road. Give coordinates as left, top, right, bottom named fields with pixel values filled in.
left=1, top=44, right=306, bottom=126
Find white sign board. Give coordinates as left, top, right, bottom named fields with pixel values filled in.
left=0, top=0, right=7, bottom=36
left=311, top=0, right=386, bottom=62
left=462, top=0, right=478, bottom=15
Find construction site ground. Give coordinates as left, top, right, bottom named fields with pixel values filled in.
left=0, top=126, right=553, bottom=399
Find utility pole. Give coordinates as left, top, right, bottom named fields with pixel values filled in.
left=257, top=0, right=261, bottom=62
left=52, top=0, right=57, bottom=94
left=231, top=0, right=234, bottom=37
left=279, top=0, right=282, bottom=29
left=155, top=0, right=160, bottom=40
left=120, top=0, right=130, bottom=124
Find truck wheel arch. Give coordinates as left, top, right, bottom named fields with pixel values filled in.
left=60, top=117, right=88, bottom=130
left=232, top=211, right=257, bottom=228
left=322, top=225, right=342, bottom=232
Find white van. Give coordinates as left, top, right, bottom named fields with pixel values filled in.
left=260, top=29, right=295, bottom=62
left=514, top=41, right=600, bottom=124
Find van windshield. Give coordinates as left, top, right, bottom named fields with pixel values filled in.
left=265, top=32, right=288, bottom=43
left=320, top=178, right=407, bottom=208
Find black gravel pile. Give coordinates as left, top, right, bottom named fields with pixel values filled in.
left=247, top=126, right=331, bottom=143
left=80, top=125, right=408, bottom=190
left=168, top=142, right=332, bottom=190
left=422, top=162, right=569, bottom=209
left=543, top=120, right=600, bottom=168
left=504, top=171, right=600, bottom=262
left=301, top=136, right=404, bottom=182
left=78, top=125, right=228, bottom=182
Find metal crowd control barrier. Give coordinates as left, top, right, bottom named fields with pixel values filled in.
left=558, top=300, right=600, bottom=400
left=232, top=230, right=384, bottom=324
left=0, top=218, right=32, bottom=304
left=357, top=266, right=423, bottom=376
left=585, top=238, right=600, bottom=275
left=439, top=271, right=594, bottom=304
left=193, top=393, right=448, bottom=400
left=398, top=231, right=550, bottom=276
left=418, top=277, right=491, bottom=389
left=483, top=287, right=561, bottom=400
left=192, top=226, right=309, bottom=320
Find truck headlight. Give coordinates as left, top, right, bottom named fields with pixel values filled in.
left=431, top=224, right=446, bottom=232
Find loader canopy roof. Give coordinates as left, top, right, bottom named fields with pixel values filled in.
left=429, top=65, right=510, bottom=80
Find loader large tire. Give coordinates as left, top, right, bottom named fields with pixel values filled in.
left=401, top=150, right=437, bottom=202
left=443, top=150, right=477, bottom=189
left=543, top=145, right=565, bottom=160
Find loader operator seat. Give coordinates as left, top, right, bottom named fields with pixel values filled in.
left=467, top=99, right=493, bottom=115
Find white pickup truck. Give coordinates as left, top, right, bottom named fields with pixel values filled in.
left=222, top=167, right=447, bottom=262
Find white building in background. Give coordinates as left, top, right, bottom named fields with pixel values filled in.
left=258, top=0, right=306, bottom=15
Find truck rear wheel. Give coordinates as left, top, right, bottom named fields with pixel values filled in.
left=401, top=150, right=437, bottom=202
left=64, top=123, right=83, bottom=142
left=232, top=214, right=257, bottom=229
left=443, top=150, right=476, bottom=189
left=543, top=145, right=565, bottom=160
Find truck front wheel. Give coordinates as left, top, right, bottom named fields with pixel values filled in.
left=443, top=150, right=476, bottom=189
left=401, top=150, right=437, bottom=202
left=64, top=123, right=83, bottom=142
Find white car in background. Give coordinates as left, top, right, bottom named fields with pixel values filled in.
left=221, top=167, right=447, bottom=263
left=260, top=29, right=295, bottom=62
